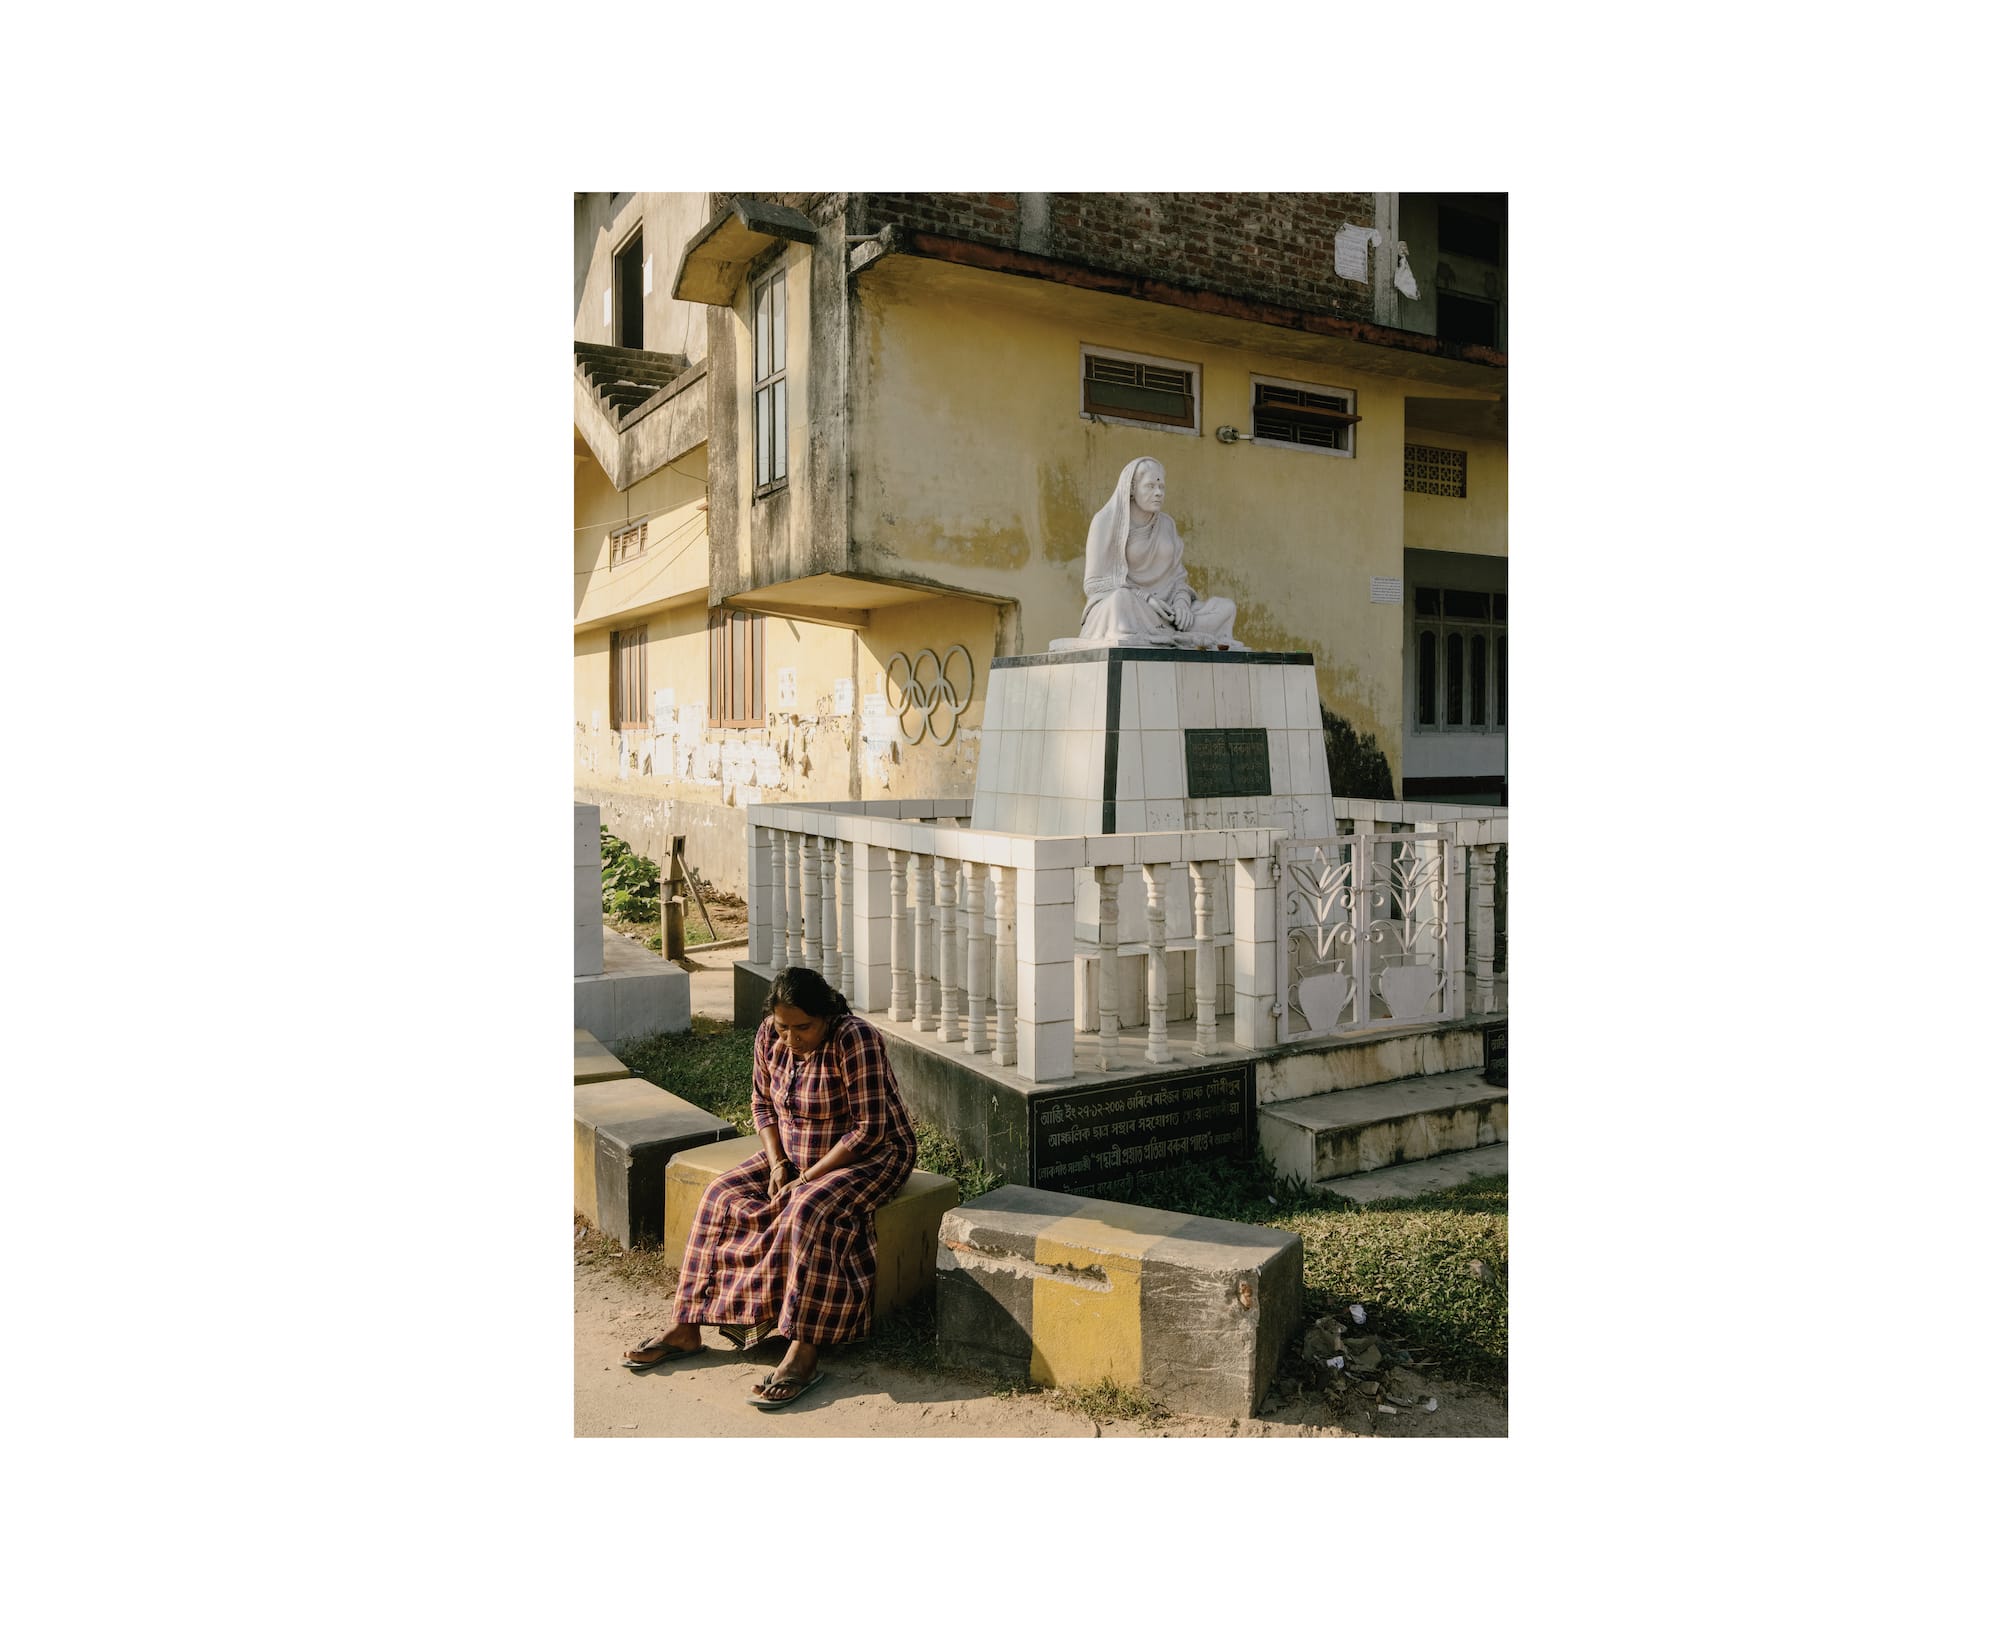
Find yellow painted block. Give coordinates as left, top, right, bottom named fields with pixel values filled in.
left=661, top=1137, right=960, bottom=1326
left=574, top=1116, right=600, bottom=1227
left=1027, top=1210, right=1179, bottom=1390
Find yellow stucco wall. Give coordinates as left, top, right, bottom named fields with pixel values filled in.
left=845, top=261, right=1498, bottom=780
left=855, top=597, right=1007, bottom=799
left=573, top=445, right=709, bottom=627
left=1402, top=427, right=1508, bottom=559
left=574, top=192, right=712, bottom=362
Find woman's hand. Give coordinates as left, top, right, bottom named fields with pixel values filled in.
left=767, top=1156, right=798, bottom=1199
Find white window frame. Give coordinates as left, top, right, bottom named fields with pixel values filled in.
left=752, top=263, right=788, bottom=494
left=1078, top=343, right=1201, bottom=438
left=1248, top=372, right=1358, bottom=458
left=1410, top=586, right=1506, bottom=737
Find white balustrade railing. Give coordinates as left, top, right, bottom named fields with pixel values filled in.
left=745, top=799, right=1507, bottom=1082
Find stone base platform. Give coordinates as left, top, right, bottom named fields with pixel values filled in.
left=573, top=1027, right=629, bottom=1085
left=1258, top=1069, right=1507, bottom=1188
left=576, top=929, right=691, bottom=1043
left=574, top=1078, right=737, bottom=1249
left=935, top=1185, right=1302, bottom=1418
left=1321, top=1142, right=1508, bottom=1204
left=661, top=1136, right=961, bottom=1328
left=734, top=959, right=1498, bottom=1197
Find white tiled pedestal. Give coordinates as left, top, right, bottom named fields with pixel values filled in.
left=970, top=648, right=1333, bottom=839
left=969, top=647, right=1332, bottom=1028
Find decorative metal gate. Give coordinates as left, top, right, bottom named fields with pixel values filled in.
left=1276, top=830, right=1460, bottom=1042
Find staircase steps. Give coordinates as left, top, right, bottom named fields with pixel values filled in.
left=1314, top=1143, right=1507, bottom=1204
left=1257, top=1069, right=1506, bottom=1193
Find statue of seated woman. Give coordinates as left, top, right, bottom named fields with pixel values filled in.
left=1048, top=456, right=1240, bottom=651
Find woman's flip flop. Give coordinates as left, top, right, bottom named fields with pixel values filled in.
left=621, top=1335, right=709, bottom=1371
left=745, top=1370, right=825, bottom=1410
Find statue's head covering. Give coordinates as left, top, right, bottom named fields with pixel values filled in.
left=1085, top=455, right=1163, bottom=570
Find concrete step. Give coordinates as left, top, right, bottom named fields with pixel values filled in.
left=1257, top=1069, right=1506, bottom=1186
left=1313, top=1142, right=1507, bottom=1203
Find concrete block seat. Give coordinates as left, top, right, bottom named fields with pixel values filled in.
left=575, top=1078, right=737, bottom=1250
left=574, top=1026, right=629, bottom=1086
left=575, top=931, right=691, bottom=1043
left=662, top=1137, right=961, bottom=1329
left=935, top=1185, right=1302, bottom=1419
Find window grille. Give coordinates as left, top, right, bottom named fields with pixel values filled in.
left=1412, top=587, right=1505, bottom=735
left=1252, top=379, right=1357, bottom=452
left=609, top=519, right=648, bottom=565
left=611, top=627, right=649, bottom=730
left=1082, top=350, right=1197, bottom=429
left=1405, top=444, right=1468, bottom=497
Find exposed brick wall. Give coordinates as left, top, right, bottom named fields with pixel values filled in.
left=856, top=191, right=1381, bottom=320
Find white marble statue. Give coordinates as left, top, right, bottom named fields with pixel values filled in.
left=1049, top=456, right=1240, bottom=651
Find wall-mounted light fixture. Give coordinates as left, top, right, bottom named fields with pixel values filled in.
left=1216, top=425, right=1243, bottom=444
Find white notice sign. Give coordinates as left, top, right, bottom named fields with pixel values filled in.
left=775, top=667, right=798, bottom=710
left=1370, top=577, right=1404, bottom=604
left=1334, top=224, right=1383, bottom=282
left=833, top=677, right=854, bottom=715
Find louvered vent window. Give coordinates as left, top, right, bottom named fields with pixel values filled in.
left=1251, top=379, right=1359, bottom=453
left=609, top=519, right=649, bottom=565
left=1405, top=444, right=1468, bottom=497
left=1081, top=350, right=1197, bottom=429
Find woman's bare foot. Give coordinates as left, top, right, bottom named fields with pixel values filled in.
left=623, top=1323, right=703, bottom=1365
left=752, top=1342, right=818, bottom=1399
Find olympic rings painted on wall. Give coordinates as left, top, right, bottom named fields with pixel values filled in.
left=883, top=645, right=975, bottom=745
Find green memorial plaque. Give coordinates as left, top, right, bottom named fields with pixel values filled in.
left=1184, top=728, right=1271, bottom=798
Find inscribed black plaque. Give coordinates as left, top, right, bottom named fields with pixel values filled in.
left=1029, top=1066, right=1254, bottom=1196
left=1183, top=728, right=1271, bottom=798
left=1483, top=1023, right=1508, bottom=1086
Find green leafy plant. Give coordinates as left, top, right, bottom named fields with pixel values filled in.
left=600, top=827, right=662, bottom=925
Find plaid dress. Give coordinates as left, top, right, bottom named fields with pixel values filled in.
left=670, top=1013, right=916, bottom=1345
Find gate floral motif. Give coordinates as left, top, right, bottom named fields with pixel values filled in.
left=1278, top=831, right=1455, bottom=1041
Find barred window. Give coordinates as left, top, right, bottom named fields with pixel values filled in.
left=1251, top=375, right=1359, bottom=454
left=609, top=518, right=648, bottom=565
left=1081, top=347, right=1198, bottom=432
left=708, top=610, right=765, bottom=728
left=1412, top=587, right=1505, bottom=734
left=1405, top=444, right=1468, bottom=497
left=611, top=627, right=649, bottom=730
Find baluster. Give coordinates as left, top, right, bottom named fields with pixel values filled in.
left=801, top=837, right=823, bottom=973
left=965, top=864, right=989, bottom=1054
left=888, top=849, right=913, bottom=1022
left=1193, top=859, right=1218, bottom=1056
left=782, top=830, right=802, bottom=968
left=766, top=827, right=787, bottom=970
left=748, top=825, right=771, bottom=966
left=995, top=866, right=1018, bottom=1066
left=913, top=852, right=936, bottom=1031
left=1095, top=863, right=1124, bottom=1072
left=938, top=857, right=961, bottom=1042
left=819, top=835, right=838, bottom=984
left=1470, top=842, right=1496, bottom=1015
left=837, top=840, right=856, bottom=999
left=1142, top=862, right=1170, bottom=1065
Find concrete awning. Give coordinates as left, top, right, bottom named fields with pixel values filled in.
left=717, top=572, right=1009, bottom=631
left=672, top=198, right=817, bottom=305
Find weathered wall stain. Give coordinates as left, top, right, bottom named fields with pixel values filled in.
left=1037, top=462, right=1089, bottom=568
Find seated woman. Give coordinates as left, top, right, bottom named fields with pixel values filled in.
left=622, top=966, right=916, bottom=1410
left=1050, top=455, right=1239, bottom=651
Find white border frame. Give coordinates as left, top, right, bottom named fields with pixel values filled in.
left=1078, top=342, right=1202, bottom=438
left=1248, top=371, right=1357, bottom=458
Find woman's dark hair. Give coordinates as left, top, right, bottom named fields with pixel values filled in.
left=763, top=966, right=850, bottom=1023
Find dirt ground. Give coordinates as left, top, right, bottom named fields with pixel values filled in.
left=575, top=1261, right=1507, bottom=1439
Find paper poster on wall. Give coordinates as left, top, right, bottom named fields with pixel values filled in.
left=1369, top=577, right=1404, bottom=604
left=776, top=668, right=798, bottom=710
left=652, top=687, right=675, bottom=732
left=591, top=709, right=601, bottom=731
left=861, top=692, right=895, bottom=746
left=833, top=677, right=854, bottom=715
left=755, top=745, right=782, bottom=787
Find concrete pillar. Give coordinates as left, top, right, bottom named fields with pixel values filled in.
left=1016, top=865, right=1075, bottom=1082
left=801, top=836, right=823, bottom=975
left=837, top=839, right=856, bottom=999
left=1095, top=864, right=1124, bottom=1072
left=938, top=856, right=962, bottom=1043
left=888, top=848, right=913, bottom=1022
left=995, top=866, right=1018, bottom=1067
left=1232, top=853, right=1278, bottom=1050
left=1193, top=859, right=1218, bottom=1056
left=913, top=852, right=936, bottom=1031
left=1142, top=863, right=1170, bottom=1065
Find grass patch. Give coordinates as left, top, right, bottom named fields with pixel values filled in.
left=1045, top=1377, right=1173, bottom=1429
left=617, top=1021, right=759, bottom=1136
